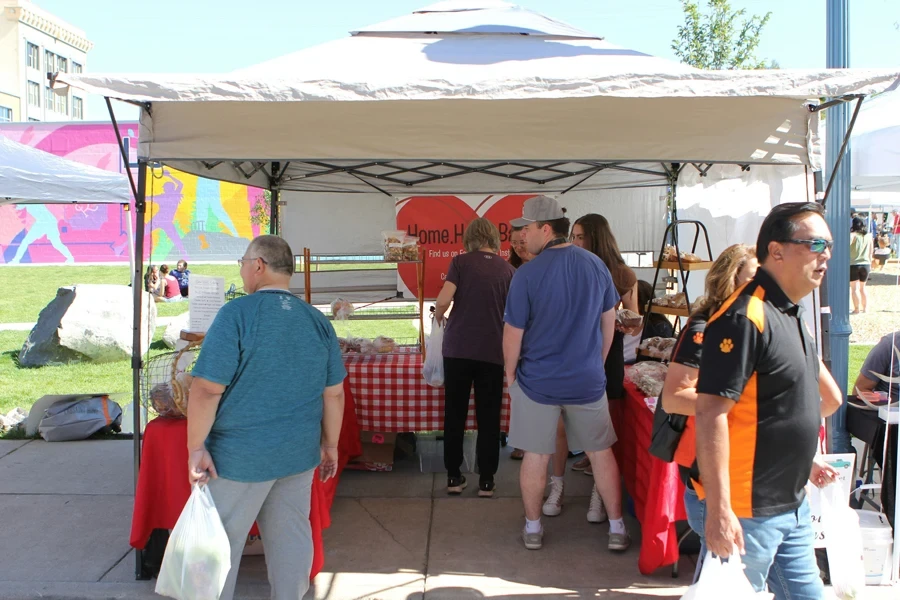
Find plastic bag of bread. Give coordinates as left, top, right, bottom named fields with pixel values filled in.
left=373, top=336, right=397, bottom=354
left=150, top=382, right=183, bottom=418
left=617, top=309, right=643, bottom=328
left=358, top=339, right=378, bottom=355
left=401, top=236, right=420, bottom=261
left=382, top=230, right=406, bottom=261
left=331, top=298, right=354, bottom=320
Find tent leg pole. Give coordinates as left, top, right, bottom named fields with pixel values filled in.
left=270, top=189, right=280, bottom=236
left=132, top=160, right=150, bottom=580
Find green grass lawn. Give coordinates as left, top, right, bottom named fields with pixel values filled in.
left=0, top=263, right=420, bottom=426
left=847, top=343, right=874, bottom=395
left=0, top=265, right=244, bottom=323
left=0, top=327, right=171, bottom=418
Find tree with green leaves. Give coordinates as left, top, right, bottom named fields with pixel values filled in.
left=672, top=0, right=776, bottom=70
left=250, top=190, right=271, bottom=234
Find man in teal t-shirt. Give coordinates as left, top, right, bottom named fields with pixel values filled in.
left=187, top=235, right=346, bottom=600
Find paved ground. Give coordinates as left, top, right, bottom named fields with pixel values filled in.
left=0, top=439, right=895, bottom=599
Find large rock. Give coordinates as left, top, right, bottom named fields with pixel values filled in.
left=19, top=285, right=157, bottom=366
left=163, top=311, right=191, bottom=349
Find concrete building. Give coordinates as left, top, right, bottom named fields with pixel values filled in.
left=0, top=0, right=92, bottom=123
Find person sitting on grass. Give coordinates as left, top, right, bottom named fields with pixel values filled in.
left=159, top=265, right=183, bottom=303
left=172, top=260, right=191, bottom=297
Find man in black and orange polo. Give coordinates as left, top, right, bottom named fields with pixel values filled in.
left=695, top=202, right=843, bottom=599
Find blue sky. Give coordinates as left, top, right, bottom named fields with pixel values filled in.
left=34, top=0, right=900, bottom=121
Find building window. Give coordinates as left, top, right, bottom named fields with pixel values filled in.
left=0, top=106, right=12, bottom=122
left=57, top=56, right=67, bottom=73
left=55, top=91, right=67, bottom=115
left=45, top=86, right=53, bottom=110
left=72, top=96, right=83, bottom=119
left=72, top=62, right=82, bottom=74
left=27, top=81, right=40, bottom=107
left=26, top=42, right=39, bottom=69
left=44, top=50, right=55, bottom=72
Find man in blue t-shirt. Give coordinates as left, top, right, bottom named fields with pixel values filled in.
left=187, top=235, right=346, bottom=600
left=172, top=259, right=190, bottom=297
left=503, top=195, right=629, bottom=553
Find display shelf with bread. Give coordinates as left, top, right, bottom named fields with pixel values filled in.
left=641, top=220, right=713, bottom=346
left=648, top=305, right=691, bottom=318
left=657, top=260, right=714, bottom=271
left=299, top=248, right=427, bottom=355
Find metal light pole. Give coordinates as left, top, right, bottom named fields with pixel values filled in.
left=825, top=0, right=853, bottom=453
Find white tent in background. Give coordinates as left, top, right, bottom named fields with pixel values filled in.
left=0, top=135, right=131, bottom=206
left=852, top=90, right=900, bottom=193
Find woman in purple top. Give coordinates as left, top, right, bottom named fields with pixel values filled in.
left=434, top=218, right=516, bottom=497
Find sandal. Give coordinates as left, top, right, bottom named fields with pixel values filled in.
left=510, top=448, right=525, bottom=460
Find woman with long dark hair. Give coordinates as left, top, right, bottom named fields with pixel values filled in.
left=540, top=213, right=640, bottom=523
left=849, top=216, right=873, bottom=314
left=508, top=225, right=534, bottom=269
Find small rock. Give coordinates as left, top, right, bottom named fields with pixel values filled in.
left=0, top=407, right=28, bottom=433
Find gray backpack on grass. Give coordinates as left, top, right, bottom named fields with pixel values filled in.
left=38, top=396, right=123, bottom=442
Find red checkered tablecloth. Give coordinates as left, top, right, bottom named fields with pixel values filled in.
left=343, top=353, right=510, bottom=432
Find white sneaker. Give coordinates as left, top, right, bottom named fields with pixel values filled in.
left=542, top=479, right=564, bottom=517
left=587, top=487, right=608, bottom=523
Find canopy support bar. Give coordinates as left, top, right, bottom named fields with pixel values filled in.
left=130, top=161, right=148, bottom=581
left=106, top=97, right=139, bottom=200
left=821, top=95, right=865, bottom=207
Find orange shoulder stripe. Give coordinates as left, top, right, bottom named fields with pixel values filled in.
left=707, top=281, right=753, bottom=325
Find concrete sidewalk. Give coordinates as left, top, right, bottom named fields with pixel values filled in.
left=0, top=439, right=893, bottom=599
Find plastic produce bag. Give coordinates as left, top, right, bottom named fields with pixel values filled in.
left=680, top=550, right=772, bottom=600
left=821, top=483, right=865, bottom=599
left=423, top=319, right=445, bottom=388
left=156, top=484, right=232, bottom=600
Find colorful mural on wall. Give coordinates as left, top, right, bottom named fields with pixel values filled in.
left=0, top=122, right=263, bottom=265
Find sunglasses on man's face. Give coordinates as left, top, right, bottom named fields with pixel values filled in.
left=781, top=238, right=834, bottom=254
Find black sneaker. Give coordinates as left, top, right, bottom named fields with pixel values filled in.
left=447, top=475, right=467, bottom=495
left=478, top=479, right=496, bottom=498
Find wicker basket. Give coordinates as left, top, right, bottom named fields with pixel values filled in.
left=141, top=334, right=203, bottom=418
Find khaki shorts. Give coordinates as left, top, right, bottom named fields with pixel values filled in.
left=507, top=379, right=617, bottom=455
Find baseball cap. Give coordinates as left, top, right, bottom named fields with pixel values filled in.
left=510, top=195, right=566, bottom=227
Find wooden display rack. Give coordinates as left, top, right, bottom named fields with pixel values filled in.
left=642, top=219, right=714, bottom=346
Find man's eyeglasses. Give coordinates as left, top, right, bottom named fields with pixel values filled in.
left=237, top=256, right=268, bottom=266
left=781, top=239, right=834, bottom=254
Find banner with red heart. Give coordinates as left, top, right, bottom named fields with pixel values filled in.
left=396, top=194, right=535, bottom=298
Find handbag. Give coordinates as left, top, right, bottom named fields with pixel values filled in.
left=648, top=402, right=688, bottom=463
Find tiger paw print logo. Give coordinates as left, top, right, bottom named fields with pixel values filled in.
left=719, top=338, right=734, bottom=353
left=693, top=332, right=704, bottom=345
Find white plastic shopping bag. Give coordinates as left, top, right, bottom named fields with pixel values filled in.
left=821, top=483, right=866, bottom=599
left=680, top=550, right=773, bottom=600
left=423, top=319, right=445, bottom=387
left=156, top=484, right=232, bottom=600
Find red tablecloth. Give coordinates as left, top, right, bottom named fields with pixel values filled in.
left=344, top=353, right=510, bottom=432
left=130, top=379, right=362, bottom=579
left=610, top=374, right=687, bottom=575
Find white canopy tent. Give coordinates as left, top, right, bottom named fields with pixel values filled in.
left=852, top=90, right=900, bottom=193
left=0, top=135, right=131, bottom=206
left=55, top=0, right=900, bottom=581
